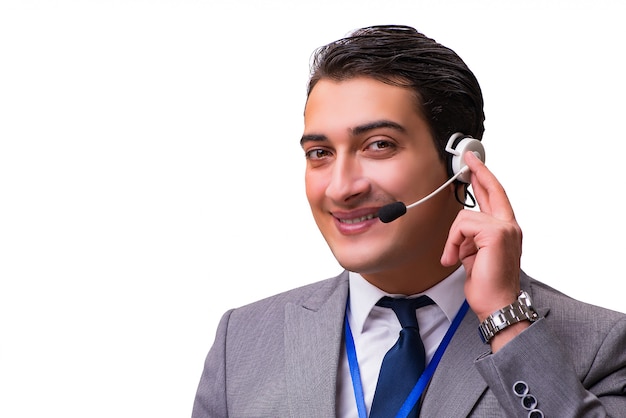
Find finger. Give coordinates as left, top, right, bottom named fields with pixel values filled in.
left=442, top=208, right=519, bottom=263
left=441, top=210, right=483, bottom=265
left=465, top=151, right=515, bottom=221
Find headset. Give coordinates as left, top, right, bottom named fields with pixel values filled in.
left=378, top=132, right=485, bottom=223
left=445, top=132, right=485, bottom=184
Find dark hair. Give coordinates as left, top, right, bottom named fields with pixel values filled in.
left=307, top=25, right=485, bottom=160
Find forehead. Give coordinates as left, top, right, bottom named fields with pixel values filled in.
left=303, top=77, right=423, bottom=133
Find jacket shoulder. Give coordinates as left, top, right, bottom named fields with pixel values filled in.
left=527, top=274, right=625, bottom=320
left=226, top=271, right=349, bottom=322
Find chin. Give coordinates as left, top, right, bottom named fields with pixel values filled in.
left=332, top=247, right=391, bottom=275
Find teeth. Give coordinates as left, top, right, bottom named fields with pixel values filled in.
left=341, top=214, right=375, bottom=224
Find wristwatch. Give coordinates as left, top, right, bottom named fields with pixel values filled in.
left=478, top=290, right=540, bottom=344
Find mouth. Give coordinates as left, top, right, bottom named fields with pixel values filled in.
left=338, top=213, right=378, bottom=224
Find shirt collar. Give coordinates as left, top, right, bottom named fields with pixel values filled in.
left=348, top=265, right=467, bottom=334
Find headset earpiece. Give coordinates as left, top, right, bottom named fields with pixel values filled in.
left=445, top=132, right=485, bottom=183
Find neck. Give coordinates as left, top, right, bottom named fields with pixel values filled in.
left=361, top=260, right=461, bottom=295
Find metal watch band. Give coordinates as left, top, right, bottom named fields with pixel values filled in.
left=478, top=290, right=540, bottom=344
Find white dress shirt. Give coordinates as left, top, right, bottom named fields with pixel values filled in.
left=336, top=266, right=467, bottom=418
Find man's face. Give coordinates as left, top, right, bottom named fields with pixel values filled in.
left=302, top=77, right=460, bottom=277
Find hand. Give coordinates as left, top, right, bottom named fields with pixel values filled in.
left=441, top=152, right=523, bottom=324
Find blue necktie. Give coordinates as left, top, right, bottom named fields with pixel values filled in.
left=369, top=296, right=435, bottom=418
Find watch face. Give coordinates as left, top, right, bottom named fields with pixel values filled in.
left=519, top=291, right=532, bottom=306
left=518, top=291, right=539, bottom=321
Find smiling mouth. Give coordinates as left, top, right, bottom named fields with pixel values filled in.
left=339, top=213, right=378, bottom=224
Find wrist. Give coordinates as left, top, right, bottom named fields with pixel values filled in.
left=476, top=293, right=519, bottom=323
left=488, top=320, right=530, bottom=352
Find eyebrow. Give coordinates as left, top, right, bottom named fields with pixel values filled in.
left=351, top=120, right=406, bottom=136
left=300, top=120, right=406, bottom=147
left=300, top=133, right=327, bottom=147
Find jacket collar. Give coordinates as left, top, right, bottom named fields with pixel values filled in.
left=284, top=271, right=349, bottom=417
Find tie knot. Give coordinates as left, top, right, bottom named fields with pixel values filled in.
left=376, top=295, right=435, bottom=328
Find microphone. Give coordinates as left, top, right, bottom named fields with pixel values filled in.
left=378, top=202, right=407, bottom=223
left=378, top=166, right=470, bottom=223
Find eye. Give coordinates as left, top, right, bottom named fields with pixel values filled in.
left=367, top=140, right=394, bottom=151
left=364, top=139, right=398, bottom=156
left=304, top=148, right=333, bottom=160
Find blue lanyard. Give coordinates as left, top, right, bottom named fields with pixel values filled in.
left=345, top=299, right=469, bottom=418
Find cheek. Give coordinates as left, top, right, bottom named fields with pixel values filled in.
left=379, top=158, right=447, bottom=200
left=304, top=171, right=326, bottom=208
left=367, top=160, right=419, bottom=198
left=384, top=166, right=412, bottom=195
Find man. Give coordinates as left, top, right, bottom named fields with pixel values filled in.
left=192, top=25, right=626, bottom=417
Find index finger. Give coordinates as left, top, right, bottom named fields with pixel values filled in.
left=464, top=151, right=515, bottom=220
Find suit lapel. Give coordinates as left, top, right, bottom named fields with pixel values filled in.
left=420, top=307, right=488, bottom=416
left=284, top=273, right=349, bottom=417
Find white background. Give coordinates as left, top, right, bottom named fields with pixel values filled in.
left=1, top=1, right=624, bottom=417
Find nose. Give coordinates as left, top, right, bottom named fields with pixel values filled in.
left=325, top=155, right=371, bottom=205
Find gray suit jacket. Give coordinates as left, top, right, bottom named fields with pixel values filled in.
left=192, top=271, right=626, bottom=417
